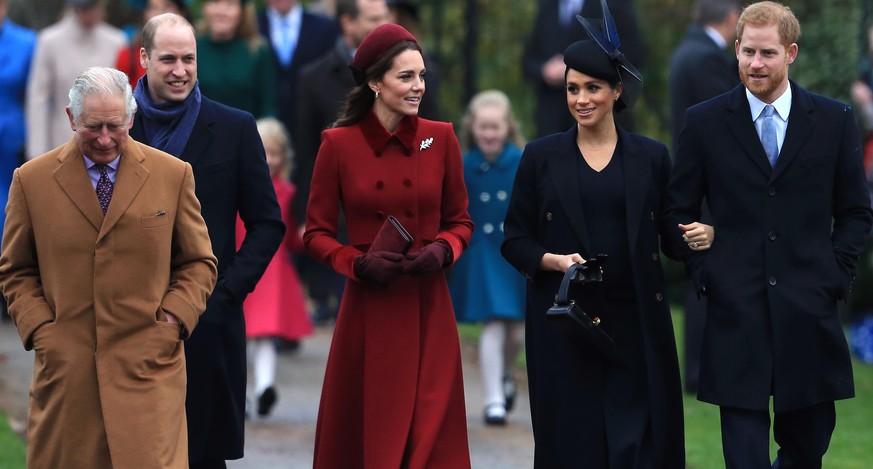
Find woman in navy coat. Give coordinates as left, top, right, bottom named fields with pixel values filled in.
left=303, top=24, right=473, bottom=469
left=502, top=34, right=711, bottom=467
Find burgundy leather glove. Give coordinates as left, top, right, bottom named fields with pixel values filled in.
left=354, top=251, right=405, bottom=286
left=403, top=240, right=452, bottom=275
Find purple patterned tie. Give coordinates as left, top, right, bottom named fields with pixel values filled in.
left=95, top=164, right=113, bottom=214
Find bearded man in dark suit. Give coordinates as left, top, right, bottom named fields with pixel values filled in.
left=666, top=2, right=873, bottom=467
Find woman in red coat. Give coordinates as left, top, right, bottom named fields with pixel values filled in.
left=303, top=24, right=474, bottom=469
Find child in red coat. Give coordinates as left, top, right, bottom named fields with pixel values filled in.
left=237, top=117, right=312, bottom=417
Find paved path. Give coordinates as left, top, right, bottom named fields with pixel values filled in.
left=0, top=321, right=534, bottom=468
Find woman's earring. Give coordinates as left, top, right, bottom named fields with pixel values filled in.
left=375, top=90, right=380, bottom=99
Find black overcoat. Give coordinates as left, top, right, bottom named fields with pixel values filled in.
left=502, top=126, right=684, bottom=467
left=668, top=25, right=739, bottom=152
left=256, top=8, right=340, bottom=143
left=665, top=82, right=873, bottom=412
left=132, top=97, right=285, bottom=461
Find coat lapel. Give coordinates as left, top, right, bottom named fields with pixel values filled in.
left=180, top=99, right=214, bottom=167
left=772, top=82, right=815, bottom=180
left=621, top=129, right=647, bottom=258
left=52, top=139, right=104, bottom=232
left=97, top=143, right=149, bottom=242
left=547, top=128, right=593, bottom=257
left=724, top=86, right=773, bottom=177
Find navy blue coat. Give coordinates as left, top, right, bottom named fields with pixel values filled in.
left=257, top=8, right=339, bottom=142
left=502, top=126, right=684, bottom=467
left=668, top=25, right=739, bottom=153
left=665, top=82, right=873, bottom=412
left=131, top=96, right=285, bottom=461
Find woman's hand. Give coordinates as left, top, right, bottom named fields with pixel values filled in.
left=540, top=252, right=585, bottom=272
left=679, top=222, right=715, bottom=251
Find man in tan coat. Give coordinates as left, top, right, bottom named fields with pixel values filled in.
left=0, top=66, right=217, bottom=468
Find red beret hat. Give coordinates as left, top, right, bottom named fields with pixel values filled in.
left=349, top=23, right=417, bottom=85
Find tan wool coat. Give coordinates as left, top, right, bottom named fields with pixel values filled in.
left=0, top=137, right=218, bottom=468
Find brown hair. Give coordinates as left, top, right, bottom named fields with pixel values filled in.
left=142, top=13, right=195, bottom=57
left=737, top=1, right=800, bottom=48
left=198, top=0, right=264, bottom=51
left=333, top=40, right=422, bottom=128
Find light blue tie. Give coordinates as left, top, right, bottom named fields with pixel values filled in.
left=277, top=18, right=293, bottom=66
left=761, top=104, right=779, bottom=167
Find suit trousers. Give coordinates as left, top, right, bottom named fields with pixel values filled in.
left=719, top=401, right=835, bottom=469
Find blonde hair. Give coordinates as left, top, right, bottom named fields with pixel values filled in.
left=737, top=1, right=800, bottom=48
left=459, top=90, right=525, bottom=152
left=256, top=117, right=293, bottom=180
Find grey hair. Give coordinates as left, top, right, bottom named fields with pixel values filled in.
left=68, top=66, right=138, bottom=123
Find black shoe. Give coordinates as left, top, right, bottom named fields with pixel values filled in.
left=484, top=402, right=507, bottom=426
left=276, top=339, right=301, bottom=353
left=503, top=374, right=517, bottom=412
left=311, top=306, right=334, bottom=326
left=257, top=386, right=278, bottom=417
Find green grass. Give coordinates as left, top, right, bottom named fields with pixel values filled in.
left=459, top=310, right=873, bottom=467
left=0, top=413, right=25, bottom=468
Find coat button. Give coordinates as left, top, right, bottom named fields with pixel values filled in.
left=650, top=211, right=655, bottom=221
left=375, top=181, right=384, bottom=189
left=376, top=211, right=385, bottom=220
left=768, top=187, right=776, bottom=196
left=651, top=252, right=659, bottom=262
left=768, top=231, right=777, bottom=241
left=405, top=210, right=414, bottom=218
left=654, top=292, right=664, bottom=302
left=545, top=212, right=553, bottom=221
left=769, top=276, right=777, bottom=286
left=403, top=178, right=412, bottom=187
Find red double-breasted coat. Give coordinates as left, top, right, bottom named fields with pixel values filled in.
left=304, top=112, right=473, bottom=469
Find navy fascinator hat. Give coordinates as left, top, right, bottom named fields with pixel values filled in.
left=566, top=0, right=644, bottom=111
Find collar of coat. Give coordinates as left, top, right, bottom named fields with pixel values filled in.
left=360, top=110, right=419, bottom=156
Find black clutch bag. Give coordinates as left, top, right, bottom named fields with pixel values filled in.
left=546, top=260, right=616, bottom=359
left=369, top=215, right=414, bottom=254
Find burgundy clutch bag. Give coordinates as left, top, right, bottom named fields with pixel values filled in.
left=369, top=215, right=414, bottom=254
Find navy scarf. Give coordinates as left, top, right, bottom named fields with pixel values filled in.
left=133, top=76, right=201, bottom=157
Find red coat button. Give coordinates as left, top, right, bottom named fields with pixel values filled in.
left=404, top=210, right=414, bottom=218
left=403, top=179, right=412, bottom=187
left=375, top=181, right=384, bottom=189
left=376, top=211, right=385, bottom=220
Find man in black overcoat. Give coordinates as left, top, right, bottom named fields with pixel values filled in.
left=293, top=0, right=388, bottom=324
left=667, top=0, right=740, bottom=394
left=131, top=14, right=285, bottom=468
left=665, top=2, right=873, bottom=467
left=257, top=0, right=340, bottom=144
left=522, top=0, right=644, bottom=137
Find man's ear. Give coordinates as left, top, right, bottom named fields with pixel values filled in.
left=139, top=47, right=149, bottom=70
left=66, top=107, right=77, bottom=131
